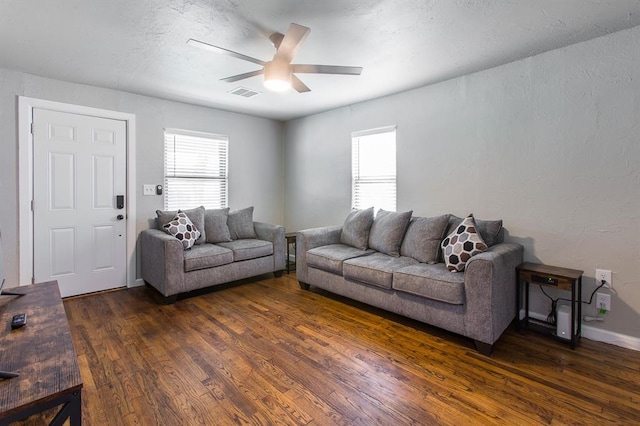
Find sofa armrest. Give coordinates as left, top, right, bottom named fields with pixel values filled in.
left=254, top=221, right=286, bottom=272
left=296, top=225, right=343, bottom=283
left=140, top=229, right=185, bottom=297
left=463, top=243, right=524, bottom=345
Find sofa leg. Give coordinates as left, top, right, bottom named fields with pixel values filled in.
left=274, top=270, right=284, bottom=278
left=299, top=282, right=310, bottom=291
left=164, top=295, right=178, bottom=305
left=474, top=340, right=493, bottom=356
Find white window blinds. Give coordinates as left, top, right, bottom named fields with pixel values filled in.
left=164, top=129, right=228, bottom=210
left=351, top=126, right=397, bottom=212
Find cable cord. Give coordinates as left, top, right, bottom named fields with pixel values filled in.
left=540, top=279, right=607, bottom=325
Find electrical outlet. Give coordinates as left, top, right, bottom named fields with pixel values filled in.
left=596, top=292, right=611, bottom=312
left=595, top=269, right=612, bottom=288
left=143, top=184, right=155, bottom=196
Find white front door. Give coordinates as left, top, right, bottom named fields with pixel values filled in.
left=32, top=109, right=127, bottom=297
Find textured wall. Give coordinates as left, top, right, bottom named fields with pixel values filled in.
left=284, top=25, right=640, bottom=341
left=0, top=69, right=284, bottom=284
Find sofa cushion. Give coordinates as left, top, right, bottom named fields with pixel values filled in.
left=442, top=215, right=488, bottom=272
left=393, top=263, right=465, bottom=305
left=306, top=244, right=374, bottom=275
left=216, top=239, right=273, bottom=261
left=343, top=253, right=418, bottom=289
left=368, top=209, right=412, bottom=257
left=205, top=208, right=232, bottom=243
left=400, top=214, right=450, bottom=263
left=162, top=211, right=201, bottom=250
left=340, top=207, right=374, bottom=250
left=447, top=214, right=503, bottom=247
left=183, top=244, right=234, bottom=272
left=228, top=207, right=258, bottom=240
left=157, top=206, right=206, bottom=245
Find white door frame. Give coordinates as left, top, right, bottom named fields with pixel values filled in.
left=18, top=96, right=137, bottom=289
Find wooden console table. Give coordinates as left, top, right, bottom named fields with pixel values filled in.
left=0, top=281, right=83, bottom=425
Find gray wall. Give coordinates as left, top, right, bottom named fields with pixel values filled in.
left=284, top=25, right=640, bottom=340
left=0, top=68, right=284, bottom=285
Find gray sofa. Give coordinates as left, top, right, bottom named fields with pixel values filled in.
left=141, top=207, right=285, bottom=303
left=296, top=210, right=523, bottom=355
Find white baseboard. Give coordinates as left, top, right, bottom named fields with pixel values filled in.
left=520, top=310, right=640, bottom=351
left=130, top=278, right=145, bottom=288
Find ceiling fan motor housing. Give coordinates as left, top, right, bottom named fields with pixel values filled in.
left=264, top=59, right=292, bottom=91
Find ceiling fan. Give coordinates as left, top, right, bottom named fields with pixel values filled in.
left=187, top=23, right=363, bottom=93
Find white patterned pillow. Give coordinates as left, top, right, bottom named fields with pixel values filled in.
left=162, top=211, right=201, bottom=249
left=441, top=214, right=488, bottom=272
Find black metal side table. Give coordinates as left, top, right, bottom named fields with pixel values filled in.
left=285, top=232, right=297, bottom=273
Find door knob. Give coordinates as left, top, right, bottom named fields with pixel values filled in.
left=117, top=214, right=124, bottom=220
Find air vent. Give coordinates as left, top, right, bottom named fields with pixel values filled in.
left=228, top=87, right=261, bottom=98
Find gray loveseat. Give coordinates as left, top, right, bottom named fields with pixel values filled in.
left=296, top=209, right=523, bottom=355
left=141, top=206, right=285, bottom=303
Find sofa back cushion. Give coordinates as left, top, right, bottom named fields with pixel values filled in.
left=157, top=206, right=205, bottom=245
left=400, top=214, right=450, bottom=263
left=368, top=209, right=412, bottom=257
left=228, top=206, right=258, bottom=240
left=205, top=208, right=232, bottom=243
left=339, top=207, right=374, bottom=250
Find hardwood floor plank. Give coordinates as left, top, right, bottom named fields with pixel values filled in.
left=47, top=273, right=640, bottom=425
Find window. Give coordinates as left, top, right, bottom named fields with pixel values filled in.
left=351, top=126, right=397, bottom=212
left=164, top=129, right=228, bottom=210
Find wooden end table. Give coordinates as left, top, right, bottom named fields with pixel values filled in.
left=516, top=262, right=583, bottom=349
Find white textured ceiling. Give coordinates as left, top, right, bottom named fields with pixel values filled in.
left=1, top=0, right=640, bottom=121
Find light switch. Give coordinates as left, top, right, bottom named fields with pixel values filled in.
left=143, top=184, right=155, bottom=196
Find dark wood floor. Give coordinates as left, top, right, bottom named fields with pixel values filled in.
left=44, top=273, right=640, bottom=424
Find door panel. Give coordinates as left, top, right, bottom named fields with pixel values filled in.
left=33, top=109, right=127, bottom=297
left=93, top=155, right=115, bottom=208
left=49, top=152, right=76, bottom=210
left=50, top=227, right=76, bottom=276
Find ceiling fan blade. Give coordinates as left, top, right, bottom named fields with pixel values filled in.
left=292, top=64, right=363, bottom=75
left=274, top=23, right=310, bottom=63
left=220, top=69, right=264, bottom=83
left=187, top=39, right=265, bottom=66
left=291, top=75, right=311, bottom=93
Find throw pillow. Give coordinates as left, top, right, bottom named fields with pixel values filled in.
left=157, top=206, right=206, bottom=245
left=400, top=214, right=450, bottom=263
left=339, top=207, right=375, bottom=250
left=446, top=215, right=503, bottom=247
left=162, top=211, right=201, bottom=250
left=228, top=206, right=257, bottom=240
left=441, top=214, right=488, bottom=272
left=205, top=208, right=232, bottom=243
left=368, top=209, right=413, bottom=257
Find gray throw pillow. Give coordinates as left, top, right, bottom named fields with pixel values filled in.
left=400, top=214, right=450, bottom=263
left=339, top=207, right=374, bottom=250
left=228, top=206, right=257, bottom=240
left=156, top=206, right=205, bottom=245
left=368, top=209, right=413, bottom=257
left=205, top=208, right=232, bottom=243
left=446, top=215, right=503, bottom=247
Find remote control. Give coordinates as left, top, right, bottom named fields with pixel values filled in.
left=11, top=313, right=26, bottom=329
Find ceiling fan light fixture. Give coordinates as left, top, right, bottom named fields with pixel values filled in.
left=264, top=60, right=291, bottom=91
